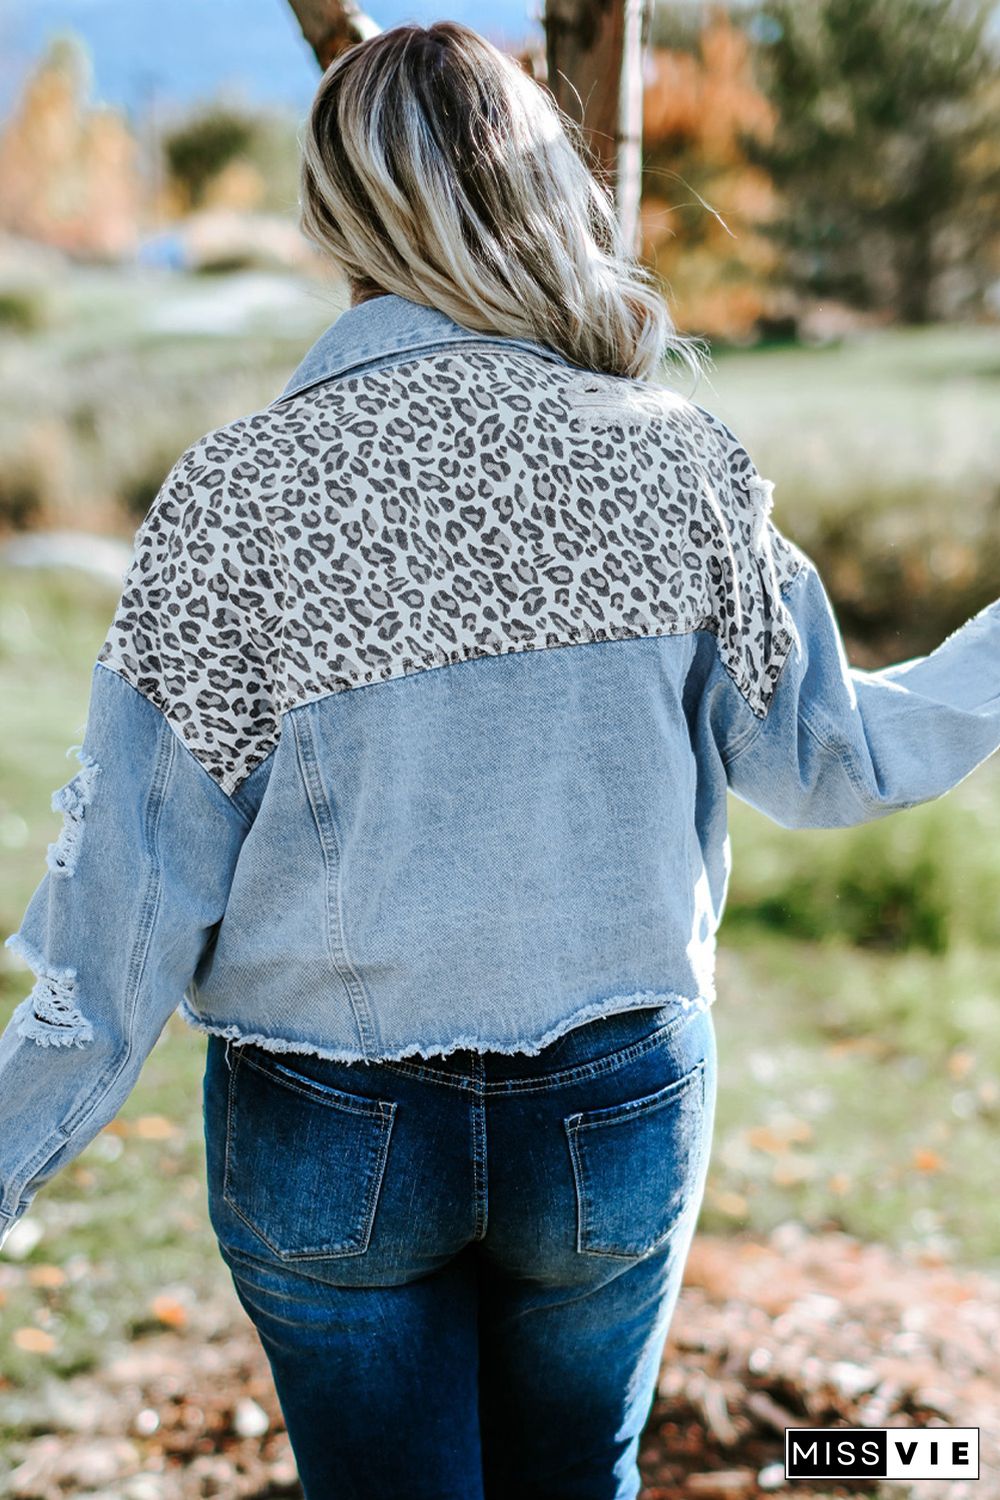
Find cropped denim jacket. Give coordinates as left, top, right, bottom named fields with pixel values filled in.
left=2, top=291, right=999, bottom=1248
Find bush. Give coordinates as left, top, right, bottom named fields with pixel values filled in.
left=0, top=287, right=49, bottom=333
left=0, top=469, right=44, bottom=531
left=164, top=107, right=259, bottom=209
left=726, top=788, right=1000, bottom=954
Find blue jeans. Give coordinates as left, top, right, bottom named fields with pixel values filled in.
left=201, top=999, right=717, bottom=1500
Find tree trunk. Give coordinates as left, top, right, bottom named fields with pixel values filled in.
left=285, top=0, right=380, bottom=70
left=542, top=0, right=649, bottom=255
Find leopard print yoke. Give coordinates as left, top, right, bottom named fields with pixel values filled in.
left=97, top=343, right=806, bottom=800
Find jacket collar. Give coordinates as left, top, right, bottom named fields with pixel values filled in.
left=271, top=290, right=576, bottom=406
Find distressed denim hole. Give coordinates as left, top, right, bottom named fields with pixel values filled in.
left=4, top=930, right=94, bottom=1048
left=46, top=751, right=100, bottom=877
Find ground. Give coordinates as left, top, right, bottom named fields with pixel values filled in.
left=2, top=1224, right=997, bottom=1499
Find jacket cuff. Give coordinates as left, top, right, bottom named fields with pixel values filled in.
left=0, top=1205, right=23, bottom=1253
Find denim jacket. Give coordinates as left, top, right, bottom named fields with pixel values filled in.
left=2, top=291, right=999, bottom=1249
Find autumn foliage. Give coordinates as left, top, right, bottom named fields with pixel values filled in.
left=641, top=9, right=783, bottom=340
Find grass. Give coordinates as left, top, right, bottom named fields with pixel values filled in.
left=694, top=323, right=1000, bottom=510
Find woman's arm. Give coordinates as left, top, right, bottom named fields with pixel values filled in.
left=0, top=429, right=281, bottom=1250
left=704, top=520, right=1000, bottom=829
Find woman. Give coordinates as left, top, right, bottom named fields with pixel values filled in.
left=2, top=20, right=998, bottom=1500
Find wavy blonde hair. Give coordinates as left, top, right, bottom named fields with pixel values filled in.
left=298, top=20, right=710, bottom=386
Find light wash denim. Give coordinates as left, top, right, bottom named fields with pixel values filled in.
left=203, top=998, right=717, bottom=1500
left=2, top=290, right=999, bottom=1251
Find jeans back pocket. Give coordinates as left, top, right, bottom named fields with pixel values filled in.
left=223, top=1046, right=397, bottom=1261
left=564, top=1058, right=707, bottom=1259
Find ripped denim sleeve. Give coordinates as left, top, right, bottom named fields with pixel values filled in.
left=5, top=745, right=101, bottom=1049
left=46, top=748, right=100, bottom=877
left=4, top=931, right=94, bottom=1049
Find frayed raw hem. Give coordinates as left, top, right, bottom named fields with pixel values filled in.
left=46, top=749, right=100, bottom=877
left=4, top=930, right=95, bottom=1048
left=178, top=987, right=716, bottom=1066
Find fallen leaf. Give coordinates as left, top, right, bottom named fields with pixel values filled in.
left=745, top=1126, right=789, bottom=1154
left=148, top=1294, right=188, bottom=1329
left=27, top=1264, right=66, bottom=1289
left=135, top=1115, right=178, bottom=1140
left=13, top=1326, right=56, bottom=1353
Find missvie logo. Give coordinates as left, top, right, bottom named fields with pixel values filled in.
left=785, top=1427, right=979, bottom=1481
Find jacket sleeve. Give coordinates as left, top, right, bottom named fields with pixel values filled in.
left=0, top=424, right=282, bottom=1252
left=698, top=437, right=1000, bottom=829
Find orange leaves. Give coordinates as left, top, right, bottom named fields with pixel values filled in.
left=643, top=16, right=777, bottom=160
left=102, top=1115, right=179, bottom=1140
left=27, top=1263, right=66, bottom=1289
left=12, top=1326, right=56, bottom=1354
left=745, top=1117, right=814, bottom=1154
left=132, top=1115, right=179, bottom=1141
left=148, top=1293, right=188, bottom=1330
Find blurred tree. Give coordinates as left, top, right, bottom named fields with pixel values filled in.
left=641, top=6, right=782, bottom=341
left=743, top=0, right=1000, bottom=322
left=0, top=34, right=141, bottom=260
left=163, top=107, right=260, bottom=211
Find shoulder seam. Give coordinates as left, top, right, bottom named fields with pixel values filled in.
left=93, top=661, right=258, bottom=828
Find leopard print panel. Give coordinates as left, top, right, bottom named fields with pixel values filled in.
left=97, top=344, right=809, bottom=798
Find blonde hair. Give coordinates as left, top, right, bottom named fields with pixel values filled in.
left=298, top=21, right=710, bottom=387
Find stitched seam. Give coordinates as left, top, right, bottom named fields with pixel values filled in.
left=279, top=616, right=783, bottom=723
left=272, top=338, right=577, bottom=406
left=254, top=426, right=293, bottom=729
left=59, top=720, right=174, bottom=1140
left=222, top=1044, right=240, bottom=1233
left=5, top=1125, right=75, bottom=1209
left=566, top=1061, right=706, bottom=1259
left=60, top=727, right=172, bottom=1136
left=93, top=662, right=257, bottom=830
left=797, top=702, right=915, bottom=811
left=472, top=1062, right=487, bottom=1240
left=378, top=1004, right=706, bottom=1093
left=720, top=559, right=811, bottom=766
left=571, top=1059, right=706, bottom=1131
left=291, top=712, right=379, bottom=1055
left=236, top=1049, right=396, bottom=1118
left=565, top=1122, right=587, bottom=1254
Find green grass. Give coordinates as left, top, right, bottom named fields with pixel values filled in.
left=0, top=262, right=345, bottom=530
left=705, top=906, right=1000, bottom=1271
left=694, top=324, right=1000, bottom=510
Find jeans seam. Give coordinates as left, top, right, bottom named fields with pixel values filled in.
left=378, top=1005, right=704, bottom=1094
left=472, top=1053, right=488, bottom=1240
left=236, top=1048, right=397, bottom=1117
left=565, top=1060, right=708, bottom=1260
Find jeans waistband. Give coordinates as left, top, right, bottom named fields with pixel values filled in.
left=414, top=997, right=704, bottom=1084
